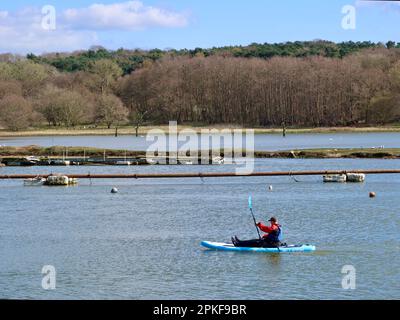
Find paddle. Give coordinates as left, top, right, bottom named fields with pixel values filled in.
left=248, top=196, right=262, bottom=240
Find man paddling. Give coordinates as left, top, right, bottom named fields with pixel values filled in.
left=232, top=217, right=283, bottom=248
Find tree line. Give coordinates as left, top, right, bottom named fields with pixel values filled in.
left=0, top=43, right=400, bottom=131
left=23, top=40, right=397, bottom=75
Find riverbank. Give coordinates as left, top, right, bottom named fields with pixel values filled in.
left=0, top=145, right=145, bottom=158
left=1, top=145, right=400, bottom=160
left=1, top=125, right=400, bottom=137
left=255, top=148, right=400, bottom=159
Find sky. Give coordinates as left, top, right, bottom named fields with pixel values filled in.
left=1, top=0, right=400, bottom=54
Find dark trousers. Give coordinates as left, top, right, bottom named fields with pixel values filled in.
left=234, top=238, right=280, bottom=248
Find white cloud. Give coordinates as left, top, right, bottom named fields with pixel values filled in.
left=0, top=2, right=189, bottom=54
left=0, top=6, right=95, bottom=54
left=63, top=1, right=189, bottom=30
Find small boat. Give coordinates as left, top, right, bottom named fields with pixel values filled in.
left=37, top=159, right=52, bottom=166
left=146, top=158, right=158, bottom=165
left=18, top=156, right=41, bottom=166
left=115, top=160, right=132, bottom=165
left=201, top=241, right=316, bottom=253
left=50, top=160, right=71, bottom=166
left=21, top=160, right=38, bottom=166
left=116, top=151, right=132, bottom=165
left=68, top=178, right=78, bottom=185
left=45, top=175, right=69, bottom=186
left=3, top=160, right=21, bottom=166
left=25, top=156, right=41, bottom=163
left=212, top=156, right=225, bottom=165
left=323, top=174, right=347, bottom=183
left=179, top=160, right=194, bottom=165
left=346, top=173, right=366, bottom=183
left=7, top=158, right=38, bottom=166
left=23, top=177, right=46, bottom=186
left=44, top=175, right=78, bottom=186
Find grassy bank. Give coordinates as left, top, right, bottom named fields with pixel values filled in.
left=1, top=145, right=400, bottom=159
left=255, top=148, right=400, bottom=159
left=0, top=146, right=146, bottom=158
left=1, top=125, right=400, bottom=137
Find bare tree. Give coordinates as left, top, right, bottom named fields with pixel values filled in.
left=0, top=95, right=33, bottom=130
left=0, top=80, right=22, bottom=99
left=38, top=86, right=92, bottom=127
left=3, top=48, right=400, bottom=129
left=90, top=59, right=123, bottom=94
left=95, top=94, right=128, bottom=128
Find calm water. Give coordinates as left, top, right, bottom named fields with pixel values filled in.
left=1, top=132, right=399, bottom=151
left=0, top=158, right=399, bottom=299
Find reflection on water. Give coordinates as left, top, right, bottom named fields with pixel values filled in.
left=263, top=253, right=282, bottom=267
left=0, top=158, right=399, bottom=299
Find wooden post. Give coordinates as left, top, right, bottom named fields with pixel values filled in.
left=282, top=121, right=286, bottom=138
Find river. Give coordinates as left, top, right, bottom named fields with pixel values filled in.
left=0, top=158, right=399, bottom=299
left=1, top=132, right=399, bottom=151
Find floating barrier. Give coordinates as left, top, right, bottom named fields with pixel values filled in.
left=1, top=169, right=399, bottom=180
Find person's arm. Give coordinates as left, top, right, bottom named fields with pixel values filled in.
left=256, top=222, right=274, bottom=233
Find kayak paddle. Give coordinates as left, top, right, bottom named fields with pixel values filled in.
left=248, top=196, right=261, bottom=240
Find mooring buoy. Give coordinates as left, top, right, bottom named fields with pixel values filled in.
left=369, top=192, right=376, bottom=198
left=111, top=187, right=119, bottom=194
left=268, top=185, right=273, bottom=191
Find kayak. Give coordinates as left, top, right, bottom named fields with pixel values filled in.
left=201, top=241, right=316, bottom=253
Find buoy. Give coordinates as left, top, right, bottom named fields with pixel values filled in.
left=111, top=187, right=119, bottom=194
left=369, top=192, right=376, bottom=198
left=268, top=185, right=273, bottom=191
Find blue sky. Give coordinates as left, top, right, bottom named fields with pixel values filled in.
left=1, top=0, right=400, bottom=53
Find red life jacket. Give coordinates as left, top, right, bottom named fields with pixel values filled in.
left=258, top=223, right=282, bottom=241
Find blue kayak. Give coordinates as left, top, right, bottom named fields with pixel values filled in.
left=201, top=241, right=316, bottom=253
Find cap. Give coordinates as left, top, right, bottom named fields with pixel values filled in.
left=268, top=217, right=277, bottom=222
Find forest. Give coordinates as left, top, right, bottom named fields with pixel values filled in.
left=0, top=40, right=400, bottom=131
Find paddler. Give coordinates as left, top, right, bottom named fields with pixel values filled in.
left=232, top=217, right=283, bottom=248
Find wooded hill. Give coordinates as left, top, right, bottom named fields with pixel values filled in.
left=0, top=40, right=400, bottom=131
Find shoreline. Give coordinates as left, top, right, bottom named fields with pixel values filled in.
left=1, top=125, right=400, bottom=137
left=1, top=146, right=400, bottom=160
